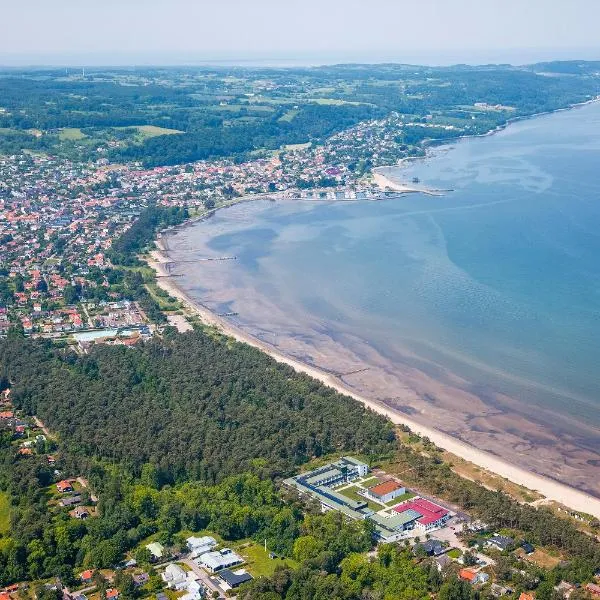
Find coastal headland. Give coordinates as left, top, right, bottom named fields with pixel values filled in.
left=147, top=242, right=600, bottom=520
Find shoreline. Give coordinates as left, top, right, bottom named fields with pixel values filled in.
left=147, top=245, right=600, bottom=519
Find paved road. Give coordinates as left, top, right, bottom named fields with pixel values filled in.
left=180, top=558, right=226, bottom=599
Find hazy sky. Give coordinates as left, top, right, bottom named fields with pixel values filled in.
left=3, top=0, right=600, bottom=66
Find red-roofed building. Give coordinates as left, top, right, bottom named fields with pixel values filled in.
left=393, top=497, right=450, bottom=531
left=106, top=589, right=119, bottom=599
left=366, top=480, right=406, bottom=504
left=56, top=480, right=73, bottom=493
left=459, top=569, right=477, bottom=583
left=80, top=569, right=94, bottom=582
left=586, top=584, right=600, bottom=597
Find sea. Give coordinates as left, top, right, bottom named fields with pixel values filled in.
left=167, top=101, right=600, bottom=492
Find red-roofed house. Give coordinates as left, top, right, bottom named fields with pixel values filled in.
left=459, top=569, right=477, bottom=583
left=80, top=569, right=94, bottom=583
left=106, top=589, right=119, bottom=599
left=586, top=584, right=600, bottom=597
left=56, top=480, right=73, bottom=493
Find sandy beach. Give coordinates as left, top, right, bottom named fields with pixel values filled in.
left=148, top=242, right=600, bottom=519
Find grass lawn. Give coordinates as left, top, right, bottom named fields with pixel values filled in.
left=0, top=491, right=10, bottom=535
left=338, top=486, right=380, bottom=511
left=447, top=548, right=462, bottom=559
left=386, top=492, right=415, bottom=506
left=235, top=542, right=297, bottom=578
left=59, top=128, right=87, bottom=141
left=358, top=476, right=380, bottom=487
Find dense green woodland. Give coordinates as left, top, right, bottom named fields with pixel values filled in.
left=1, top=62, right=599, bottom=165
left=0, top=333, right=395, bottom=483
left=1, top=334, right=600, bottom=597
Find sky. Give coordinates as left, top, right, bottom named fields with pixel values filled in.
left=3, top=0, right=600, bottom=66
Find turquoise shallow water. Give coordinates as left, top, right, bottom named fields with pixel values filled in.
left=171, top=102, right=600, bottom=461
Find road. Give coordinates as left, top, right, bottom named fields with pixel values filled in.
left=33, top=416, right=53, bottom=439
left=180, top=557, right=226, bottom=599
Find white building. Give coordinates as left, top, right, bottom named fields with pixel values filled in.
left=161, top=563, right=187, bottom=590
left=187, top=535, right=217, bottom=558
left=366, top=480, right=406, bottom=504
left=180, top=574, right=203, bottom=600
left=198, top=548, right=243, bottom=573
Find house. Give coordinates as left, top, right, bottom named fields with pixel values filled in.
left=105, top=589, right=119, bottom=600
left=459, top=569, right=477, bottom=583
left=133, top=573, right=149, bottom=586
left=491, top=584, right=513, bottom=597
left=80, top=569, right=94, bottom=583
left=459, top=569, right=489, bottom=585
left=218, top=569, right=253, bottom=590
left=146, top=542, right=165, bottom=560
left=366, top=480, right=406, bottom=504
left=60, top=495, right=82, bottom=507
left=180, top=575, right=203, bottom=600
left=161, top=564, right=187, bottom=589
left=555, top=581, right=574, bottom=599
left=72, top=506, right=90, bottom=519
left=521, top=541, right=535, bottom=555
left=518, top=594, right=534, bottom=600
left=198, top=548, right=244, bottom=573
left=413, top=539, right=445, bottom=557
left=435, top=554, right=452, bottom=572
left=187, top=535, right=217, bottom=558
left=586, top=583, right=600, bottom=597
left=485, top=535, right=514, bottom=552
left=56, top=480, right=73, bottom=493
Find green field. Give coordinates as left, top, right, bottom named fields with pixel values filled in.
left=358, top=476, right=380, bottom=487
left=0, top=491, right=11, bottom=535
left=447, top=548, right=462, bottom=559
left=236, top=541, right=297, bottom=577
left=385, top=491, right=415, bottom=506
left=59, top=127, right=87, bottom=141
left=278, top=108, right=299, bottom=123
left=134, top=125, right=184, bottom=139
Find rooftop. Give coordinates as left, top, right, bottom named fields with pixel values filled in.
left=368, top=479, right=403, bottom=497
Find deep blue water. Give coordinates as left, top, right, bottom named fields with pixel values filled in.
left=175, top=102, right=600, bottom=435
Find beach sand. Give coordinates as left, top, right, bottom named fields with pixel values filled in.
left=147, top=243, right=600, bottom=519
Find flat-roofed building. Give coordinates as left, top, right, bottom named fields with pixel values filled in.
left=197, top=548, right=243, bottom=573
